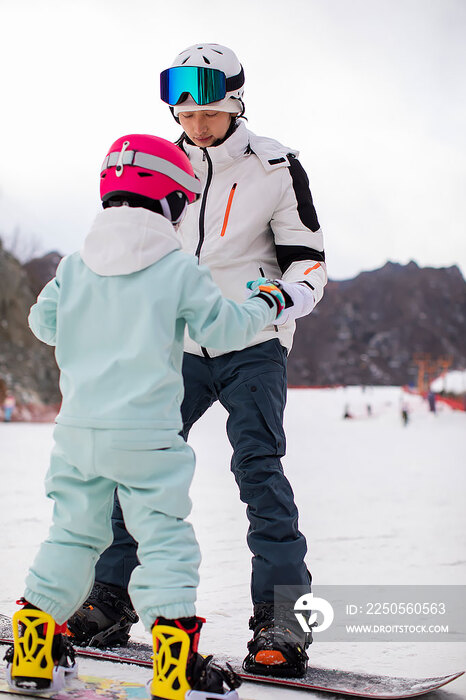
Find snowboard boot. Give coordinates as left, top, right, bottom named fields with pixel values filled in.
left=150, top=616, right=241, bottom=700
left=243, top=602, right=311, bottom=678
left=5, top=601, right=77, bottom=693
left=67, top=581, right=139, bottom=648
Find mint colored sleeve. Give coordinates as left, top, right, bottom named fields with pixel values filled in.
left=179, top=260, right=276, bottom=351
left=28, top=276, right=60, bottom=346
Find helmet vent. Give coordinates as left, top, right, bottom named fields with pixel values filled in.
left=181, top=56, right=190, bottom=65
left=202, top=56, right=210, bottom=64
left=137, top=172, right=153, bottom=177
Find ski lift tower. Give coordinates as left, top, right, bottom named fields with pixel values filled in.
left=413, top=353, right=453, bottom=394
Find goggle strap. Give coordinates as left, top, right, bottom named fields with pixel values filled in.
left=225, top=66, right=244, bottom=93
left=101, top=151, right=201, bottom=194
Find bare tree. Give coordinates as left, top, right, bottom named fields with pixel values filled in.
left=1, top=226, right=44, bottom=264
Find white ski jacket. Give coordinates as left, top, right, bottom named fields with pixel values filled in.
left=178, top=120, right=327, bottom=357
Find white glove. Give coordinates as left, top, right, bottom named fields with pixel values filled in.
left=272, top=279, right=316, bottom=326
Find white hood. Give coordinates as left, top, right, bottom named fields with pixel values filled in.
left=81, top=206, right=181, bottom=276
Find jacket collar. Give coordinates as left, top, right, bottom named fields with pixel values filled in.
left=180, top=120, right=299, bottom=173
left=182, top=120, right=251, bottom=170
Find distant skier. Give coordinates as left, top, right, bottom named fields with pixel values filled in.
left=343, top=403, right=353, bottom=419
left=401, top=404, right=409, bottom=426
left=427, top=390, right=437, bottom=414
left=3, top=393, right=15, bottom=422
left=399, top=391, right=410, bottom=426
left=5, top=134, right=292, bottom=699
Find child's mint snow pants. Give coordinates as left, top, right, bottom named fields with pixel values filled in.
left=24, top=425, right=200, bottom=630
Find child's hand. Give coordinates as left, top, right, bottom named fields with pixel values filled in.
left=246, top=278, right=286, bottom=318
left=264, top=279, right=316, bottom=326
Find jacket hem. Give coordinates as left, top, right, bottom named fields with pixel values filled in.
left=184, top=326, right=294, bottom=358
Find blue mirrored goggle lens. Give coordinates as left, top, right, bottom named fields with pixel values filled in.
left=160, top=66, right=227, bottom=106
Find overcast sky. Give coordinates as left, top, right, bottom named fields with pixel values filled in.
left=1, top=0, right=465, bottom=280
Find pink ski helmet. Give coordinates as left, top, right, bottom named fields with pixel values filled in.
left=100, top=134, right=201, bottom=206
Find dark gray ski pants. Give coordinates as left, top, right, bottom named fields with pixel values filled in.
left=95, top=339, right=310, bottom=604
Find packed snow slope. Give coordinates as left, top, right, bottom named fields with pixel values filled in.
left=1, top=387, right=465, bottom=699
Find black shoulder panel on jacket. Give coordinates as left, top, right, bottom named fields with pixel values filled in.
left=275, top=245, right=325, bottom=275
left=287, top=153, right=320, bottom=232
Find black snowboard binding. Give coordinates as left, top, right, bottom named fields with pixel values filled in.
left=243, top=602, right=311, bottom=678
left=67, top=581, right=139, bottom=648
left=151, top=616, right=241, bottom=699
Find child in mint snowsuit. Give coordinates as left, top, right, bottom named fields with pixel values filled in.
left=24, top=142, right=284, bottom=632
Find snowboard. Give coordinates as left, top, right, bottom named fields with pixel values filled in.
left=0, top=665, right=148, bottom=700
left=0, top=614, right=463, bottom=698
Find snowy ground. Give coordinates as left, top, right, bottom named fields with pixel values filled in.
left=1, top=387, right=465, bottom=699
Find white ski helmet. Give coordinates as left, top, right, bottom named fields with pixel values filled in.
left=161, top=43, right=245, bottom=117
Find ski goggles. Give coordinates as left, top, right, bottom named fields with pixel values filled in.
left=160, top=65, right=243, bottom=106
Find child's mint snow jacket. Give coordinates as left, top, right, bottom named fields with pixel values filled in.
left=28, top=206, right=276, bottom=431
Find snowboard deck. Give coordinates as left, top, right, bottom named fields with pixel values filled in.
left=0, top=665, right=148, bottom=700
left=0, top=615, right=463, bottom=698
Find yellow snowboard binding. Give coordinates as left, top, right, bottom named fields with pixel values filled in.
left=6, top=605, right=77, bottom=693
left=150, top=616, right=241, bottom=700
left=151, top=620, right=191, bottom=699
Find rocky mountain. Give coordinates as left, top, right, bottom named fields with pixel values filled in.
left=0, top=241, right=60, bottom=405
left=0, top=245, right=465, bottom=404
left=288, top=261, right=466, bottom=387
left=24, top=252, right=63, bottom=299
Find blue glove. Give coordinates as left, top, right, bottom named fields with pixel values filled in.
left=246, top=278, right=286, bottom=318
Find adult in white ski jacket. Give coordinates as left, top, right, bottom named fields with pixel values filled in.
left=75, top=44, right=327, bottom=678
